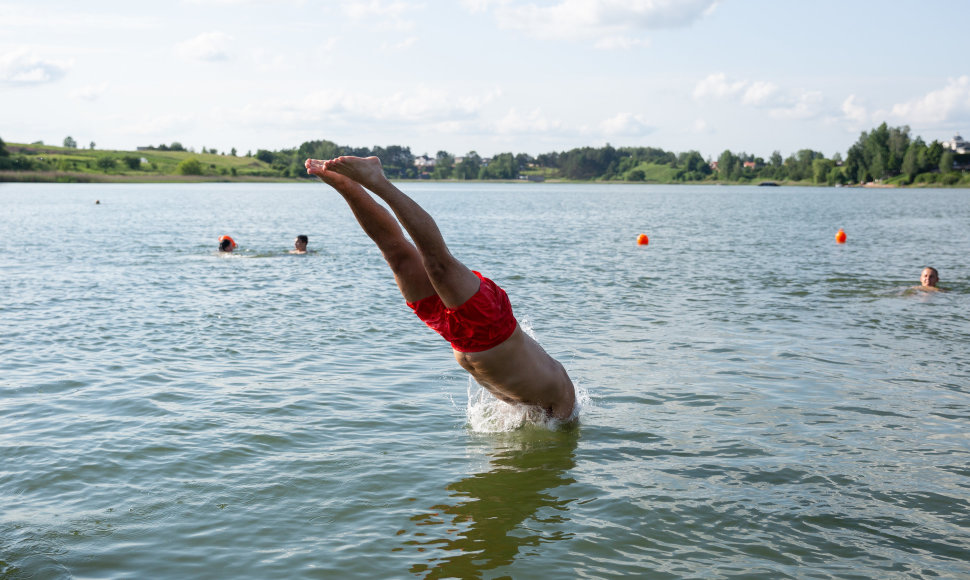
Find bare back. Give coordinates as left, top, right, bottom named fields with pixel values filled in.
left=453, top=325, right=576, bottom=420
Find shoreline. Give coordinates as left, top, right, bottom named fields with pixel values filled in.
left=1, top=170, right=967, bottom=188
left=0, top=171, right=293, bottom=184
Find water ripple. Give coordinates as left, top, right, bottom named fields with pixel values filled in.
left=2, top=184, right=969, bottom=578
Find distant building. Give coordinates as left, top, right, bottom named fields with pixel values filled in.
left=942, top=134, right=968, bottom=154
left=742, top=161, right=757, bottom=170
left=413, top=155, right=436, bottom=169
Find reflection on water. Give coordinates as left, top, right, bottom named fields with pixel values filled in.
left=400, top=428, right=579, bottom=578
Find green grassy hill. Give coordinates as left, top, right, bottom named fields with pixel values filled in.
left=1, top=142, right=292, bottom=182
left=625, top=161, right=682, bottom=183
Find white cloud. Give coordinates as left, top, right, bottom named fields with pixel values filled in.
left=695, top=72, right=822, bottom=119
left=476, top=0, right=718, bottom=42
left=601, top=0, right=720, bottom=28
left=384, top=37, right=417, bottom=51
left=741, top=81, right=778, bottom=106
left=599, top=112, right=654, bottom=136
left=493, top=109, right=658, bottom=143
left=594, top=36, right=651, bottom=50
left=460, top=0, right=497, bottom=12
left=176, top=31, right=233, bottom=62
left=695, top=73, right=780, bottom=106
left=842, top=94, right=868, bottom=124
left=495, top=108, right=563, bottom=134
left=0, top=4, right=151, bottom=31
left=0, top=49, right=71, bottom=85
left=229, top=86, right=503, bottom=130
left=71, top=82, right=109, bottom=101
left=768, top=90, right=822, bottom=120
left=343, top=0, right=422, bottom=31
left=693, top=72, right=746, bottom=100
left=888, top=76, right=970, bottom=125
left=370, top=87, right=500, bottom=122
left=184, top=0, right=306, bottom=4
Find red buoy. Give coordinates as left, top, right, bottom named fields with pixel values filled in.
left=835, top=229, right=846, bottom=244
left=637, top=234, right=649, bottom=246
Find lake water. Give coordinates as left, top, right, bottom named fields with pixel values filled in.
left=1, top=181, right=968, bottom=579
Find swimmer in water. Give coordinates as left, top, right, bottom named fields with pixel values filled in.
left=305, top=156, right=576, bottom=420
left=219, top=235, right=236, bottom=253
left=290, top=234, right=309, bottom=254
left=919, top=266, right=942, bottom=291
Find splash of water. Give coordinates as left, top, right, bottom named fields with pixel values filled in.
left=462, top=316, right=591, bottom=433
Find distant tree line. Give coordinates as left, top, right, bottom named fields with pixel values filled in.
left=1, top=124, right=967, bottom=185
left=843, top=123, right=961, bottom=185
left=140, top=142, right=188, bottom=152
left=249, top=141, right=421, bottom=179
left=260, top=139, right=718, bottom=182
left=138, top=142, right=239, bottom=157
left=256, top=123, right=963, bottom=185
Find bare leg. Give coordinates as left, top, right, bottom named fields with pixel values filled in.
left=305, top=158, right=434, bottom=303
left=324, top=156, right=480, bottom=308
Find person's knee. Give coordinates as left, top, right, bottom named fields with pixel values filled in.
left=421, top=256, right=449, bottom=281
left=382, top=244, right=420, bottom=272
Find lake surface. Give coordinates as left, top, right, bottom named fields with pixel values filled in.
left=1, top=181, right=968, bottom=579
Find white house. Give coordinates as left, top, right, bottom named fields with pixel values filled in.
left=942, top=134, right=968, bottom=154
left=413, top=155, right=436, bottom=169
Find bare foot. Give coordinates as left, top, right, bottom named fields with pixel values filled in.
left=324, top=156, right=387, bottom=190
left=305, top=158, right=360, bottom=190
left=305, top=158, right=329, bottom=177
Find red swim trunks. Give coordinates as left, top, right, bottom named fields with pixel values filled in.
left=406, top=271, right=518, bottom=353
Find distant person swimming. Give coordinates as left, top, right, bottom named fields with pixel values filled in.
left=919, top=266, right=942, bottom=291
left=305, top=156, right=576, bottom=421
left=219, top=235, right=237, bottom=253
left=290, top=234, right=309, bottom=254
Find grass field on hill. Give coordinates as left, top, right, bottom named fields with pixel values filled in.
left=1, top=142, right=291, bottom=182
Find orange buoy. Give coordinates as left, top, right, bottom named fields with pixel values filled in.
left=835, top=228, right=846, bottom=244
left=637, top=234, right=649, bottom=246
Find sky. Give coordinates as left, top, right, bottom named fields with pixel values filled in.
left=2, top=0, right=969, bottom=160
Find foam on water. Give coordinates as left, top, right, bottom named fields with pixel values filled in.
left=464, top=381, right=591, bottom=433
left=463, top=318, right=591, bottom=433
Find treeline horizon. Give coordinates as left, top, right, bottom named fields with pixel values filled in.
left=257, top=122, right=969, bottom=186
left=2, top=123, right=968, bottom=186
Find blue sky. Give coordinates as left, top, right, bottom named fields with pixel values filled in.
left=2, top=0, right=968, bottom=160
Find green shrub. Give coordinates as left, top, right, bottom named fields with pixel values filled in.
left=177, top=158, right=203, bottom=175
left=96, top=156, right=116, bottom=171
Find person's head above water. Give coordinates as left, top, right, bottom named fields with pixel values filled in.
left=219, top=235, right=237, bottom=253
left=921, top=267, right=939, bottom=288
left=291, top=234, right=308, bottom=254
